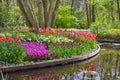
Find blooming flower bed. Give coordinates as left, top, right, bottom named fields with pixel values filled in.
left=21, top=42, right=55, bottom=57
left=38, top=28, right=96, bottom=40
left=0, top=35, right=20, bottom=42
left=0, top=28, right=97, bottom=64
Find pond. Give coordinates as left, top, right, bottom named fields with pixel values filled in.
left=1, top=43, right=120, bottom=80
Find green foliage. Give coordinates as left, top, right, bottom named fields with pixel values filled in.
left=0, top=41, right=26, bottom=64
left=0, top=30, right=97, bottom=60
left=55, top=6, right=79, bottom=28
left=90, top=0, right=120, bottom=32
left=17, top=31, right=37, bottom=41
left=0, top=1, right=26, bottom=28
left=48, top=38, right=96, bottom=58
left=74, top=9, right=88, bottom=29
left=98, top=29, right=120, bottom=40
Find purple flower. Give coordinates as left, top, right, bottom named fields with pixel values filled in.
left=21, top=42, right=55, bottom=58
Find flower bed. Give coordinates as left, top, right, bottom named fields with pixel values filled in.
left=0, top=28, right=97, bottom=66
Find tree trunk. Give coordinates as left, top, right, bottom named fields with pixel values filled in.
left=17, top=0, right=32, bottom=27
left=0, top=0, right=2, bottom=3
left=17, top=0, right=38, bottom=32
left=117, top=55, right=120, bottom=76
left=43, top=0, right=49, bottom=28
left=89, top=0, right=92, bottom=23
left=91, top=0, right=95, bottom=22
left=51, top=0, right=61, bottom=28
left=117, top=0, right=120, bottom=21
left=85, top=0, right=90, bottom=28
left=110, top=1, right=114, bottom=21
left=71, top=0, right=74, bottom=15
left=29, top=0, right=38, bottom=26
left=114, top=54, right=119, bottom=78
left=22, top=0, right=38, bottom=28
left=37, top=0, right=45, bottom=28
left=17, top=0, right=61, bottom=31
left=0, top=0, right=2, bottom=27
left=47, top=0, right=55, bottom=27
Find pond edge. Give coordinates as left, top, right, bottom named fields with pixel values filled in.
left=97, top=39, right=120, bottom=43
left=0, top=45, right=100, bottom=72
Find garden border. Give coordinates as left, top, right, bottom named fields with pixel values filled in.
left=0, top=45, right=100, bottom=72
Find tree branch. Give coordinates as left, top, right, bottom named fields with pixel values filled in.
left=51, top=0, right=61, bottom=28
left=42, top=0, right=49, bottom=28
left=37, top=0, right=45, bottom=28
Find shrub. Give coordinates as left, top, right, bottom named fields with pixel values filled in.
left=0, top=1, right=26, bottom=28
left=48, top=38, right=96, bottom=58
left=97, top=29, right=120, bottom=40
left=55, top=6, right=79, bottom=28
left=0, top=41, right=26, bottom=64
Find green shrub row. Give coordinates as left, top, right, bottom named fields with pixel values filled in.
left=97, top=29, right=120, bottom=40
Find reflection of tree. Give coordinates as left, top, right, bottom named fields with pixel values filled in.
left=98, top=46, right=120, bottom=80
left=25, top=62, right=97, bottom=80
left=119, top=59, right=120, bottom=76
left=7, top=45, right=120, bottom=80
left=114, top=54, right=119, bottom=78
left=26, top=72, right=58, bottom=80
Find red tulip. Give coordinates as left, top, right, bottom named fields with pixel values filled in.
left=0, top=36, right=3, bottom=41
left=5, top=35, right=11, bottom=40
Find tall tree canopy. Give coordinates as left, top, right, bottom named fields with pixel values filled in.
left=17, top=0, right=61, bottom=32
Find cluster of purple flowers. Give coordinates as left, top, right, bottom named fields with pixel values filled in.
left=21, top=42, right=55, bottom=57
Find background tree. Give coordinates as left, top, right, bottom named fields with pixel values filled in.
left=0, top=0, right=120, bottom=31
left=0, top=0, right=2, bottom=3
left=117, top=0, right=120, bottom=21
left=0, top=0, right=2, bottom=27
left=85, top=0, right=90, bottom=27
left=17, top=0, right=61, bottom=32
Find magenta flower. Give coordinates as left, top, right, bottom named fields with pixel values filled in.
left=21, top=42, right=55, bottom=58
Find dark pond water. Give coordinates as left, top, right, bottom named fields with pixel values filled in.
left=1, top=43, right=120, bottom=80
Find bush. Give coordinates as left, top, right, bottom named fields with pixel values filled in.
left=0, top=41, right=26, bottom=63
left=97, top=29, right=120, bottom=40
left=48, top=39, right=96, bottom=58
left=55, top=6, right=79, bottom=28
left=0, top=1, right=26, bottom=28
left=91, top=21, right=120, bottom=34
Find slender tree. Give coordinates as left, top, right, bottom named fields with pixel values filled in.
left=85, top=0, right=90, bottom=28
left=0, top=0, right=2, bottom=27
left=117, top=0, right=120, bottom=21
left=37, top=0, right=44, bottom=28
left=91, top=0, right=95, bottom=22
left=89, top=0, right=92, bottom=23
left=0, top=0, right=2, bottom=3
left=88, top=0, right=95, bottom=23
left=71, top=0, right=74, bottom=15
left=114, top=54, right=119, bottom=78
left=17, top=0, right=61, bottom=32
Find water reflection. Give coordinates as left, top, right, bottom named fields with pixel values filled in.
left=96, top=45, right=120, bottom=80
left=1, top=44, right=120, bottom=80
